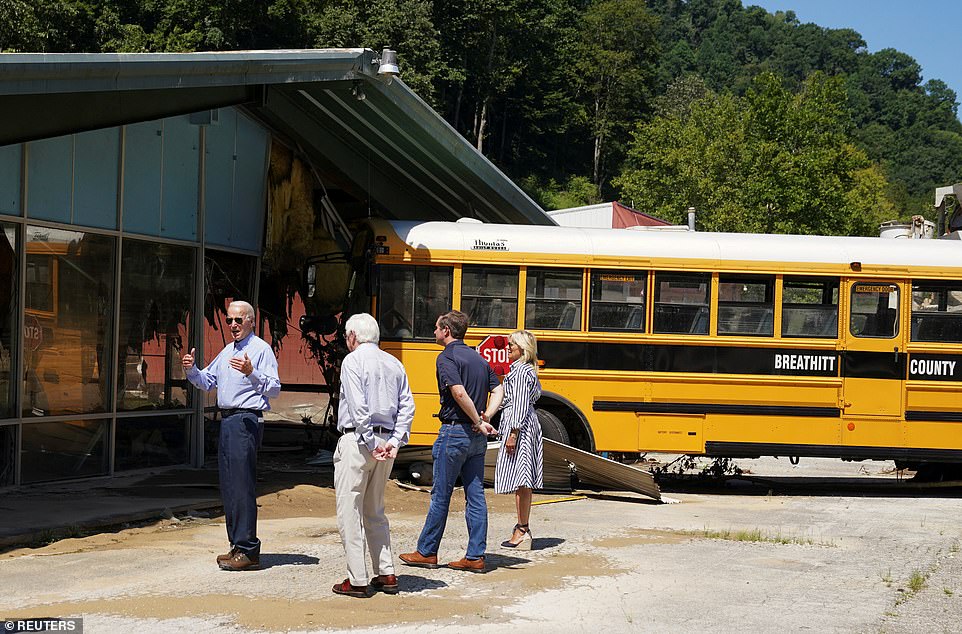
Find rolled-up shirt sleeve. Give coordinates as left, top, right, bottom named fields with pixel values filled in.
left=247, top=347, right=281, bottom=398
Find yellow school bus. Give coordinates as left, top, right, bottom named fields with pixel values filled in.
left=339, top=218, right=962, bottom=471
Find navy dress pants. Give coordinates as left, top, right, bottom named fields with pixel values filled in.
left=218, top=411, right=263, bottom=556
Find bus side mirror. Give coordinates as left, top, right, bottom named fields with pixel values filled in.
left=300, top=313, right=338, bottom=335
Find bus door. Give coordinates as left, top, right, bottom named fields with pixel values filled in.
left=841, top=280, right=906, bottom=420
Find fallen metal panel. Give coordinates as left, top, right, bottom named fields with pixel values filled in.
left=484, top=438, right=661, bottom=501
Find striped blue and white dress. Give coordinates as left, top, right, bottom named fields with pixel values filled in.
left=494, top=360, right=544, bottom=494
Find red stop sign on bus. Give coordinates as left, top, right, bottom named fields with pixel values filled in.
left=477, top=335, right=510, bottom=376
left=24, top=314, right=42, bottom=351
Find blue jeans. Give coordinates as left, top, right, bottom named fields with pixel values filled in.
left=416, top=423, right=488, bottom=560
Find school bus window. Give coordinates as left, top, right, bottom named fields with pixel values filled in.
left=525, top=268, right=582, bottom=331
left=850, top=283, right=899, bottom=338
left=718, top=275, right=774, bottom=336
left=782, top=276, right=839, bottom=338
left=462, top=265, right=518, bottom=329
left=911, top=280, right=962, bottom=342
left=653, top=272, right=710, bottom=335
left=589, top=270, right=646, bottom=332
left=25, top=255, right=54, bottom=314
left=377, top=265, right=453, bottom=340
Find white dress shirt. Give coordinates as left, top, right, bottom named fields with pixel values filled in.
left=337, top=341, right=414, bottom=452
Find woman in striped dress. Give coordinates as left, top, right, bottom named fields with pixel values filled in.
left=485, top=330, right=543, bottom=549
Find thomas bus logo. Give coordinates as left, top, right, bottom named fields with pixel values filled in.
left=471, top=238, right=507, bottom=251
left=477, top=335, right=510, bottom=376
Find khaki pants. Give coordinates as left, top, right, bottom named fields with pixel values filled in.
left=333, top=431, right=396, bottom=586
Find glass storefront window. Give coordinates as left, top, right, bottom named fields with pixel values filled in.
left=118, top=239, right=194, bottom=411
left=0, top=424, right=15, bottom=486
left=23, top=227, right=114, bottom=417
left=202, top=249, right=256, bottom=420
left=21, top=419, right=109, bottom=483
left=114, top=414, right=189, bottom=471
left=0, top=224, right=17, bottom=419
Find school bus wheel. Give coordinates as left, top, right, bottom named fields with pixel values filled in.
left=536, top=408, right=569, bottom=445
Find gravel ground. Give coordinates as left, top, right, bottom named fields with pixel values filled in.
left=1, top=456, right=960, bottom=633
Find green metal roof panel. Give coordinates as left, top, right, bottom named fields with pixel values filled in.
left=0, top=49, right=374, bottom=95
left=0, top=49, right=550, bottom=226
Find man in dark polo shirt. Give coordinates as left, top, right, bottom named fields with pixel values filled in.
left=400, top=310, right=503, bottom=573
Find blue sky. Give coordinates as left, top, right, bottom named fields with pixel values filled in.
left=747, top=1, right=962, bottom=102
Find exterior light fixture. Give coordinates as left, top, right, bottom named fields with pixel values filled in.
left=377, top=48, right=399, bottom=76
left=351, top=81, right=365, bottom=101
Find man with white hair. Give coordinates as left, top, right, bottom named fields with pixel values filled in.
left=182, top=300, right=281, bottom=571
left=332, top=312, right=414, bottom=598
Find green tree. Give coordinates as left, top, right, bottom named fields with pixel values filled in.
left=574, top=0, right=659, bottom=191
left=615, top=72, right=892, bottom=236
left=518, top=174, right=602, bottom=211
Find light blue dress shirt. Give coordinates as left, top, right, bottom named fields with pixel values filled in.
left=186, top=332, right=281, bottom=410
left=338, top=342, right=415, bottom=452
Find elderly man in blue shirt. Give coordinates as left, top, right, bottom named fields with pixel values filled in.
left=182, top=300, right=281, bottom=571
left=332, top=312, right=415, bottom=598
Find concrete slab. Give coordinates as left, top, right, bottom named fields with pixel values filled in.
left=0, top=467, right=223, bottom=548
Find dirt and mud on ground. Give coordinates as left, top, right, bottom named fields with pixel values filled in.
left=2, top=456, right=962, bottom=633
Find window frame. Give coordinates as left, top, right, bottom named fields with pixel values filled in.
left=524, top=267, right=584, bottom=332
left=910, top=279, right=962, bottom=343
left=377, top=264, right=454, bottom=341
left=652, top=271, right=711, bottom=335
left=460, top=264, right=519, bottom=330
left=849, top=282, right=900, bottom=339
left=588, top=269, right=648, bottom=333
left=780, top=276, right=840, bottom=339
left=716, top=274, right=775, bottom=337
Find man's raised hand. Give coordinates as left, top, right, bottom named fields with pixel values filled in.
left=182, top=347, right=196, bottom=369
left=229, top=352, right=253, bottom=376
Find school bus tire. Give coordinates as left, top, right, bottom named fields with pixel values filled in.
left=536, top=408, right=569, bottom=445
left=534, top=393, right=595, bottom=452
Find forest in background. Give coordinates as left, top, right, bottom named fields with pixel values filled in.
left=4, top=0, right=961, bottom=235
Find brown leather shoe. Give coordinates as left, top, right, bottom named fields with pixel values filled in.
left=399, top=551, right=439, bottom=569
left=370, top=574, right=399, bottom=594
left=446, top=556, right=485, bottom=573
left=332, top=578, right=369, bottom=598
left=216, top=546, right=238, bottom=564
left=218, top=552, right=260, bottom=571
